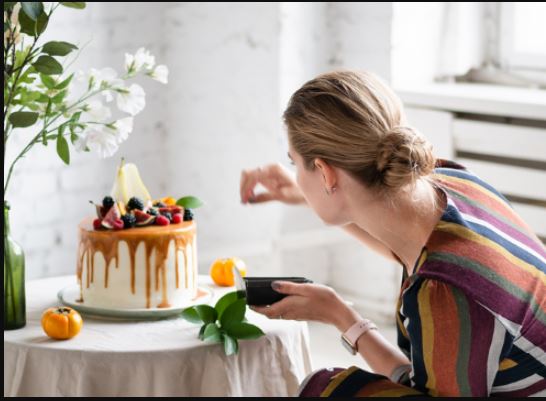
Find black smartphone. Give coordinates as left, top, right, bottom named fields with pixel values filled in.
left=242, top=277, right=313, bottom=306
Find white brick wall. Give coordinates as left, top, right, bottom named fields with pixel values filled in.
left=6, top=2, right=401, bottom=323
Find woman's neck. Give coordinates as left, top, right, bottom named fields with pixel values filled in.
left=347, top=179, right=445, bottom=276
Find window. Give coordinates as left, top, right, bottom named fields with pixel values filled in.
left=500, top=2, right=546, bottom=71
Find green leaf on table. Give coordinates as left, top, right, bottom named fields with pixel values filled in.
left=215, top=291, right=241, bottom=322
left=223, top=334, right=239, bottom=356
left=181, top=306, right=202, bottom=324
left=220, top=298, right=246, bottom=329
left=34, top=55, right=62, bottom=75
left=40, top=73, right=57, bottom=89
left=8, top=111, right=39, bottom=127
left=61, top=2, right=87, bottom=9
left=56, top=128, right=70, bottom=165
left=224, top=322, right=265, bottom=340
left=198, top=324, right=206, bottom=340
left=42, top=41, right=78, bottom=57
left=203, top=323, right=222, bottom=343
left=195, top=305, right=217, bottom=324
left=176, top=196, right=204, bottom=209
left=21, top=2, right=43, bottom=21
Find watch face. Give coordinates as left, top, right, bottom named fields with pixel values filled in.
left=341, top=334, right=357, bottom=355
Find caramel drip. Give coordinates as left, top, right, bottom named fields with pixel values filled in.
left=126, top=240, right=139, bottom=294
left=175, top=251, right=180, bottom=289
left=193, top=238, right=198, bottom=292
left=76, top=219, right=195, bottom=309
left=183, top=249, right=188, bottom=289
left=145, top=242, right=153, bottom=308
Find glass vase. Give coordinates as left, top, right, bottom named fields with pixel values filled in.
left=4, top=201, right=26, bottom=330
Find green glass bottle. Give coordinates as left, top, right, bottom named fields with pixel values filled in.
left=4, top=202, right=26, bottom=330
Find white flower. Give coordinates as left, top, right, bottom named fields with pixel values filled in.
left=87, top=68, right=123, bottom=103
left=116, top=83, right=145, bottom=116
left=76, top=126, right=119, bottom=158
left=83, top=100, right=111, bottom=122
left=112, top=117, right=134, bottom=144
left=148, top=64, right=168, bottom=84
left=125, top=47, right=155, bottom=74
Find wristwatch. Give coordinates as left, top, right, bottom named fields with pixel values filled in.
left=341, top=319, right=378, bottom=355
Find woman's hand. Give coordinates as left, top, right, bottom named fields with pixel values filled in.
left=250, top=281, right=362, bottom=332
left=240, top=163, right=306, bottom=205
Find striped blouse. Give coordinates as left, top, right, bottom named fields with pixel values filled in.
left=315, top=159, right=546, bottom=397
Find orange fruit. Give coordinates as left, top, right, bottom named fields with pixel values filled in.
left=210, top=257, right=247, bottom=286
left=161, top=196, right=176, bottom=206
left=41, top=306, right=83, bottom=340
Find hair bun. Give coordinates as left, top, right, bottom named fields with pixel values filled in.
left=375, top=126, right=435, bottom=189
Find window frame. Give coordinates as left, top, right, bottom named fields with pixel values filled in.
left=499, top=2, right=546, bottom=71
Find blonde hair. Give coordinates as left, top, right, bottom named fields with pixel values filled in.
left=283, top=70, right=435, bottom=193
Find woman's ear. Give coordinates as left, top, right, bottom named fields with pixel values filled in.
left=314, top=158, right=337, bottom=191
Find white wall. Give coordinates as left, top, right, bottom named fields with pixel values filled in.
left=6, top=2, right=403, bottom=323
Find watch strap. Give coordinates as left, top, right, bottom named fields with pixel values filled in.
left=341, top=319, right=377, bottom=354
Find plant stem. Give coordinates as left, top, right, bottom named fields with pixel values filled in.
left=3, top=4, right=61, bottom=195
left=4, top=88, right=103, bottom=195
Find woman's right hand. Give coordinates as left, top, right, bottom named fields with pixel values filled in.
left=240, top=163, right=306, bottom=205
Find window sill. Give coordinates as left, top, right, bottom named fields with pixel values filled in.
left=395, top=82, right=546, bottom=121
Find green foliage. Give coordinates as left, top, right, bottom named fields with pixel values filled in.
left=21, top=2, right=44, bottom=21
left=181, top=291, right=264, bottom=356
left=8, top=111, right=39, bottom=128
left=33, top=55, right=63, bottom=75
left=4, top=2, right=86, bottom=193
left=19, top=7, right=48, bottom=36
left=42, top=41, right=78, bottom=56
left=61, top=2, right=86, bottom=9
left=56, top=127, right=70, bottom=165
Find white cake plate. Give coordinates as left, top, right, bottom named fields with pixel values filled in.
left=57, top=285, right=213, bottom=321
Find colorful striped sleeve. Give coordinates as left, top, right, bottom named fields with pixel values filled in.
left=302, top=277, right=507, bottom=397
left=399, top=277, right=507, bottom=396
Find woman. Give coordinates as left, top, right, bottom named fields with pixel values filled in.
left=239, top=70, right=546, bottom=397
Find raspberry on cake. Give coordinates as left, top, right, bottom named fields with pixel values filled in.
left=77, top=160, right=203, bottom=309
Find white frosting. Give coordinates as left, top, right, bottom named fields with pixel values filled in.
left=80, top=238, right=198, bottom=309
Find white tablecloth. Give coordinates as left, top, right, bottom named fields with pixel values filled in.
left=4, top=275, right=312, bottom=397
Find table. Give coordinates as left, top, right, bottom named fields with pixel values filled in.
left=4, top=275, right=312, bottom=397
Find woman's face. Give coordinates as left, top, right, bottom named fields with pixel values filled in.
left=288, top=142, right=347, bottom=226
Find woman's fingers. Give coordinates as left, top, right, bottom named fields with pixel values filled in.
left=248, top=192, right=275, bottom=203
left=240, top=168, right=260, bottom=203
left=250, top=296, right=294, bottom=319
left=271, top=281, right=312, bottom=296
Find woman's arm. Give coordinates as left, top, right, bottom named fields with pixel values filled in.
left=240, top=164, right=400, bottom=264
left=251, top=281, right=410, bottom=378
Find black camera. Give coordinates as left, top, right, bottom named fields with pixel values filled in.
left=240, top=277, right=313, bottom=306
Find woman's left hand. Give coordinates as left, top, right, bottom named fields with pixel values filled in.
left=250, top=281, right=361, bottom=331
